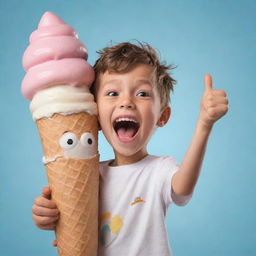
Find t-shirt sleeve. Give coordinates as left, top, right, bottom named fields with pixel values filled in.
left=158, top=156, right=193, bottom=207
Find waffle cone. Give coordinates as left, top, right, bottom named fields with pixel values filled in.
left=36, top=113, right=99, bottom=256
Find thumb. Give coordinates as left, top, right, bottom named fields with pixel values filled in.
left=42, top=186, right=52, bottom=199
left=204, top=74, right=213, bottom=92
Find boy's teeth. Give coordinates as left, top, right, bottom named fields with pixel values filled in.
left=115, top=118, right=138, bottom=123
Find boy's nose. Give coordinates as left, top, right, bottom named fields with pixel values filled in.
left=119, top=97, right=135, bottom=109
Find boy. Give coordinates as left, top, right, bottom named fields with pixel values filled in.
left=32, top=42, right=229, bottom=255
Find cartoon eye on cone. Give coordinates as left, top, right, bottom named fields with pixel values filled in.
left=21, top=12, right=99, bottom=256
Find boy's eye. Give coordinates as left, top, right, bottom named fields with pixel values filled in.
left=107, top=91, right=118, bottom=96
left=137, top=91, right=149, bottom=97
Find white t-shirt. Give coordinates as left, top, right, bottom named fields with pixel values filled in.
left=98, top=155, right=192, bottom=256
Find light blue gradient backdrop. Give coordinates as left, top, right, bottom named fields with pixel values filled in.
left=0, top=0, right=255, bottom=255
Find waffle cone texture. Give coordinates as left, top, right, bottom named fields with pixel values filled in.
left=36, top=113, right=99, bottom=256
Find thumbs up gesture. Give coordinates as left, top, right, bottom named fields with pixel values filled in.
left=199, top=74, right=229, bottom=128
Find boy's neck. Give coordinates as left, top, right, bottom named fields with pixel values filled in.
left=110, top=149, right=148, bottom=166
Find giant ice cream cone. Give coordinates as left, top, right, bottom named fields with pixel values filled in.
left=21, top=12, right=99, bottom=256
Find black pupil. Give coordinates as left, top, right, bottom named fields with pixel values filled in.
left=67, top=139, right=73, bottom=145
left=88, top=138, right=92, bottom=145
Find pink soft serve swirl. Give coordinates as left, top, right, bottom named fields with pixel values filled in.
left=21, top=12, right=95, bottom=101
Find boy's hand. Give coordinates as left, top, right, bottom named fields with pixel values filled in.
left=199, top=74, right=229, bottom=129
left=32, top=186, right=59, bottom=246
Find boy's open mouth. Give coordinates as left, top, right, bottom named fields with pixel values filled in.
left=113, top=117, right=140, bottom=142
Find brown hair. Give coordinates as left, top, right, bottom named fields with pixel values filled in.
left=92, top=41, right=176, bottom=109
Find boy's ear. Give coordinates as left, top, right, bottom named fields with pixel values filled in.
left=157, top=106, right=171, bottom=127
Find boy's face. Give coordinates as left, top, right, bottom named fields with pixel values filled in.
left=95, top=64, right=170, bottom=164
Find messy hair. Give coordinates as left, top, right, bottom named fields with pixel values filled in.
left=92, top=41, right=176, bottom=109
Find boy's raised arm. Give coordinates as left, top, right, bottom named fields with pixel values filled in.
left=171, top=74, right=229, bottom=196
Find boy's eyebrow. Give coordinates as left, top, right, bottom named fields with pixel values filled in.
left=102, top=78, right=152, bottom=87
left=135, top=79, right=152, bottom=86
left=102, top=79, right=121, bottom=87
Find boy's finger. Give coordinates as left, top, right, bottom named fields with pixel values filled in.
left=38, top=223, right=57, bottom=230
left=34, top=196, right=57, bottom=209
left=33, top=214, right=59, bottom=226
left=212, top=89, right=227, bottom=97
left=32, top=205, right=60, bottom=217
left=42, top=186, right=51, bottom=199
left=204, top=74, right=213, bottom=92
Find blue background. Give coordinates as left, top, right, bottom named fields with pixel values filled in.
left=0, top=0, right=255, bottom=255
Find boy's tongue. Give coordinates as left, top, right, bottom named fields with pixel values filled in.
left=117, top=127, right=136, bottom=142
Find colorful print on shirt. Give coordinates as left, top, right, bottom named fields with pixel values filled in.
left=99, top=212, right=124, bottom=247
left=130, top=196, right=146, bottom=205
